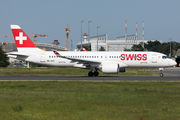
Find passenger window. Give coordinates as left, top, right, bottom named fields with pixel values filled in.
left=109, top=56, right=111, bottom=58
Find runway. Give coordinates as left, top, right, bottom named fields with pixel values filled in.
left=0, top=67, right=179, bottom=81
left=0, top=76, right=179, bottom=81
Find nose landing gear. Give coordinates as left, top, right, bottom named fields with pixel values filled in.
left=160, top=73, right=164, bottom=77
left=159, top=68, right=164, bottom=77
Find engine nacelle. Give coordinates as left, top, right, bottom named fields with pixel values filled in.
left=101, top=62, right=119, bottom=74
left=119, top=68, right=126, bottom=72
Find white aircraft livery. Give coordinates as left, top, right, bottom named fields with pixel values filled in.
left=8, top=25, right=177, bottom=77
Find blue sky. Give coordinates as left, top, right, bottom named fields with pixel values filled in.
left=0, top=0, right=180, bottom=49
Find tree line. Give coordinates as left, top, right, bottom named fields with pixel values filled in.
left=0, top=47, right=9, bottom=67
left=126, top=40, right=180, bottom=57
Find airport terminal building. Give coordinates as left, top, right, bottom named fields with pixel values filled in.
left=76, top=34, right=155, bottom=51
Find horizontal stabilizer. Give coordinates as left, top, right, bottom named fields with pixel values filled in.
left=7, top=52, right=29, bottom=57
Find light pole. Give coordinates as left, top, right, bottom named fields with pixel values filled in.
left=88, top=21, right=92, bottom=44
left=71, top=39, right=73, bottom=51
left=81, top=21, right=85, bottom=50
left=169, top=38, right=172, bottom=57
left=97, top=26, right=101, bottom=51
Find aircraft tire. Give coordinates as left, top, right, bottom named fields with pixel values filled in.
left=94, top=71, right=99, bottom=76
left=88, top=72, right=94, bottom=77
left=160, top=73, right=163, bottom=77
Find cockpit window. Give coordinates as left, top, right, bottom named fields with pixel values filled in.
left=162, top=56, right=166, bottom=59
left=166, top=56, right=171, bottom=59
left=162, top=56, right=171, bottom=59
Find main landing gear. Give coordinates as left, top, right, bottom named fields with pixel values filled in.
left=88, top=70, right=99, bottom=77
left=159, top=68, right=164, bottom=77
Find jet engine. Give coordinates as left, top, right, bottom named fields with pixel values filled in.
left=101, top=62, right=119, bottom=74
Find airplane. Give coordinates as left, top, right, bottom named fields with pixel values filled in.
left=7, top=25, right=177, bottom=77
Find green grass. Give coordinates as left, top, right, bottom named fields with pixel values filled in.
left=0, top=81, right=180, bottom=120
left=0, top=67, right=160, bottom=76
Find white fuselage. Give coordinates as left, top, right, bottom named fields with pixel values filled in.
left=11, top=51, right=176, bottom=68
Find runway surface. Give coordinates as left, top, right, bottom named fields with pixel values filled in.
left=0, top=67, right=179, bottom=81
left=0, top=76, right=179, bottom=81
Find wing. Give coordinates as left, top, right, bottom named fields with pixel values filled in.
left=53, top=51, right=101, bottom=64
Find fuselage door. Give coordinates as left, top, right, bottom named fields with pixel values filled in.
left=152, top=54, right=157, bottom=63
left=40, top=53, right=45, bottom=62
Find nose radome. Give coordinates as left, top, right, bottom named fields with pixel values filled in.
left=172, top=60, right=177, bottom=66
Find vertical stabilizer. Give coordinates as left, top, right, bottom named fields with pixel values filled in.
left=10, top=25, right=42, bottom=52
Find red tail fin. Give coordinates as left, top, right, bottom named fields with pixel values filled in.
left=10, top=25, right=38, bottom=51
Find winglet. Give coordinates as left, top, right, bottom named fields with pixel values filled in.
left=53, top=51, right=60, bottom=55
left=83, top=48, right=87, bottom=51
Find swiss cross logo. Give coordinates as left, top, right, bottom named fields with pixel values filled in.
left=15, top=32, right=27, bottom=44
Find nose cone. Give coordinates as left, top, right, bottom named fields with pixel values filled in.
left=171, top=60, right=177, bottom=66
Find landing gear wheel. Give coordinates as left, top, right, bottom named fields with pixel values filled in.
left=160, top=73, right=163, bottom=77
left=88, top=72, right=94, bottom=77
left=94, top=71, right=99, bottom=76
